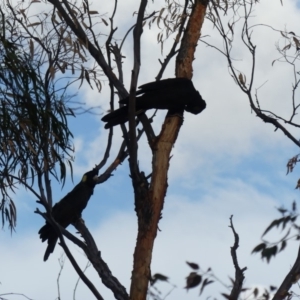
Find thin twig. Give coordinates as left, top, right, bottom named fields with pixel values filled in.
left=56, top=255, right=65, bottom=300
left=73, top=261, right=91, bottom=300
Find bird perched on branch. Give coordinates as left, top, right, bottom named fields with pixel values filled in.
left=38, top=168, right=99, bottom=261
left=102, top=78, right=206, bottom=129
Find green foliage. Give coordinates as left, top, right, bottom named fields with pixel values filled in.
left=0, top=12, right=75, bottom=231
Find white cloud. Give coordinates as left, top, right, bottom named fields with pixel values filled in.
left=1, top=179, right=298, bottom=299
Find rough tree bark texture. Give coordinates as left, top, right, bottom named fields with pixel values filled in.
left=129, top=1, right=209, bottom=300
left=176, top=0, right=207, bottom=79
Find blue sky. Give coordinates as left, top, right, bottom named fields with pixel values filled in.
left=1, top=0, right=300, bottom=299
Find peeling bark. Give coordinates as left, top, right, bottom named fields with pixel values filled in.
left=176, top=0, right=208, bottom=79
left=129, top=1, right=209, bottom=300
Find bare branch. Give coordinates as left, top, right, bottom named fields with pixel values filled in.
left=273, top=245, right=300, bottom=300
left=229, top=216, right=247, bottom=300
left=128, top=0, right=148, bottom=178
left=47, top=0, right=128, bottom=98
left=35, top=209, right=104, bottom=300
left=73, top=219, right=129, bottom=300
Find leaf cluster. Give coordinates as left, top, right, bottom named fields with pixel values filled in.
left=3, top=0, right=105, bottom=92
left=184, top=261, right=214, bottom=295
left=252, top=202, right=299, bottom=263
left=148, top=0, right=189, bottom=54
left=222, top=285, right=277, bottom=300
left=0, top=12, right=75, bottom=230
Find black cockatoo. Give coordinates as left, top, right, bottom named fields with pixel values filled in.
left=102, top=78, right=206, bottom=129
left=38, top=168, right=98, bottom=261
